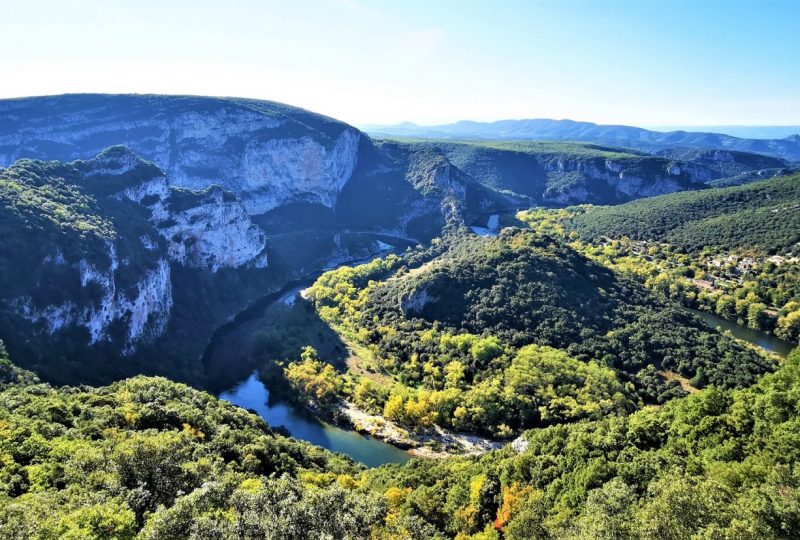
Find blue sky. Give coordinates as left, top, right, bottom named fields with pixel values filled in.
left=1, top=0, right=798, bottom=126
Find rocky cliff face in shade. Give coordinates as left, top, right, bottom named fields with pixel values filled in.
left=1, top=146, right=272, bottom=359
left=14, top=245, right=173, bottom=354
left=540, top=156, right=704, bottom=204
left=421, top=139, right=796, bottom=206
left=0, top=94, right=361, bottom=215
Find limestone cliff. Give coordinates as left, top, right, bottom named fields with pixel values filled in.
left=541, top=156, right=702, bottom=204
left=0, top=94, right=361, bottom=214
left=158, top=187, right=269, bottom=271
left=14, top=244, right=173, bottom=354
left=0, top=147, right=270, bottom=359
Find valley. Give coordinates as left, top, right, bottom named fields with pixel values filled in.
left=0, top=94, right=798, bottom=539
left=4, top=1, right=800, bottom=537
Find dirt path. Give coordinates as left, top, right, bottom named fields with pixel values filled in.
left=659, top=370, right=700, bottom=394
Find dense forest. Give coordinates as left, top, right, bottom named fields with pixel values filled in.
left=1, top=96, right=798, bottom=539
left=0, top=341, right=395, bottom=539
left=1, top=334, right=799, bottom=538
left=365, top=346, right=800, bottom=539
left=259, top=228, right=777, bottom=441
left=557, top=173, right=800, bottom=254
left=518, top=173, right=800, bottom=343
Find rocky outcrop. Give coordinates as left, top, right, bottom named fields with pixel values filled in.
left=237, top=130, right=360, bottom=213
left=541, top=156, right=705, bottom=204
left=157, top=187, right=269, bottom=272
left=0, top=94, right=361, bottom=215
left=511, top=435, right=529, bottom=454
left=2, top=146, right=270, bottom=358
left=399, top=286, right=437, bottom=316
left=100, top=147, right=269, bottom=272
left=13, top=243, right=172, bottom=354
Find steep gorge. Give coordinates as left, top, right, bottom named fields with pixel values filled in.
left=0, top=94, right=756, bottom=388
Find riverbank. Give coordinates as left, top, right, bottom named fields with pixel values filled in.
left=337, top=401, right=504, bottom=459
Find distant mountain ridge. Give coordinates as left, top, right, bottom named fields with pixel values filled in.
left=363, top=119, right=800, bottom=162
left=648, top=125, right=800, bottom=140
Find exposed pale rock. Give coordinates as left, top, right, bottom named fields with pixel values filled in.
left=13, top=243, right=173, bottom=353
left=104, top=152, right=269, bottom=272
left=511, top=435, right=529, bottom=454
left=237, top=130, right=360, bottom=213
left=399, top=286, right=437, bottom=316
left=542, top=157, right=702, bottom=204
left=158, top=187, right=269, bottom=272
left=0, top=95, right=362, bottom=216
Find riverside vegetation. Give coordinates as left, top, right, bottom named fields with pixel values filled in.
left=1, top=94, right=800, bottom=538
left=1, top=334, right=800, bottom=538
left=2, top=167, right=798, bottom=538
left=517, top=172, right=800, bottom=343
left=255, top=226, right=774, bottom=446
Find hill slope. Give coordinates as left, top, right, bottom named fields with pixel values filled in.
left=1, top=326, right=798, bottom=538
left=0, top=346, right=390, bottom=539
left=0, top=94, right=361, bottom=215
left=518, top=173, right=800, bottom=344
left=405, top=139, right=714, bottom=205
left=366, top=346, right=800, bottom=538
left=0, top=147, right=277, bottom=384
left=288, top=229, right=775, bottom=439
left=562, top=172, right=800, bottom=254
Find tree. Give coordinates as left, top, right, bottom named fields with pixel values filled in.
left=776, top=310, right=800, bottom=342
left=284, top=347, right=341, bottom=407
left=573, top=478, right=637, bottom=540
left=747, top=302, right=768, bottom=330
left=715, top=294, right=736, bottom=319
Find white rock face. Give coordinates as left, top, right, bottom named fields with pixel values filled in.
left=0, top=96, right=362, bottom=216
left=84, top=149, right=145, bottom=177
left=607, top=173, right=684, bottom=198
left=102, top=150, right=269, bottom=272
left=667, top=163, right=681, bottom=175
left=118, top=176, right=174, bottom=223
left=431, top=163, right=467, bottom=200
left=400, top=286, right=437, bottom=316
left=157, top=187, right=269, bottom=272
left=10, top=145, right=274, bottom=353
left=542, top=157, right=700, bottom=204
left=238, top=130, right=361, bottom=214
left=14, top=243, right=173, bottom=354
left=511, top=435, right=529, bottom=454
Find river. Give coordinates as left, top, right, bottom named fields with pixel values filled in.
left=689, top=308, right=795, bottom=357
left=214, top=232, right=795, bottom=468
left=213, top=239, right=413, bottom=467
left=219, top=372, right=410, bottom=467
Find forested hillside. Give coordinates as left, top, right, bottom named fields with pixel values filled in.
left=561, top=172, right=800, bottom=253
left=366, top=346, right=800, bottom=538
left=380, top=139, right=712, bottom=205
left=264, top=229, right=777, bottom=442
left=519, top=173, right=800, bottom=343
left=1, top=335, right=798, bottom=539
left=0, top=341, right=395, bottom=539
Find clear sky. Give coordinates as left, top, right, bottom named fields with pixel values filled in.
left=1, top=0, right=798, bottom=127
